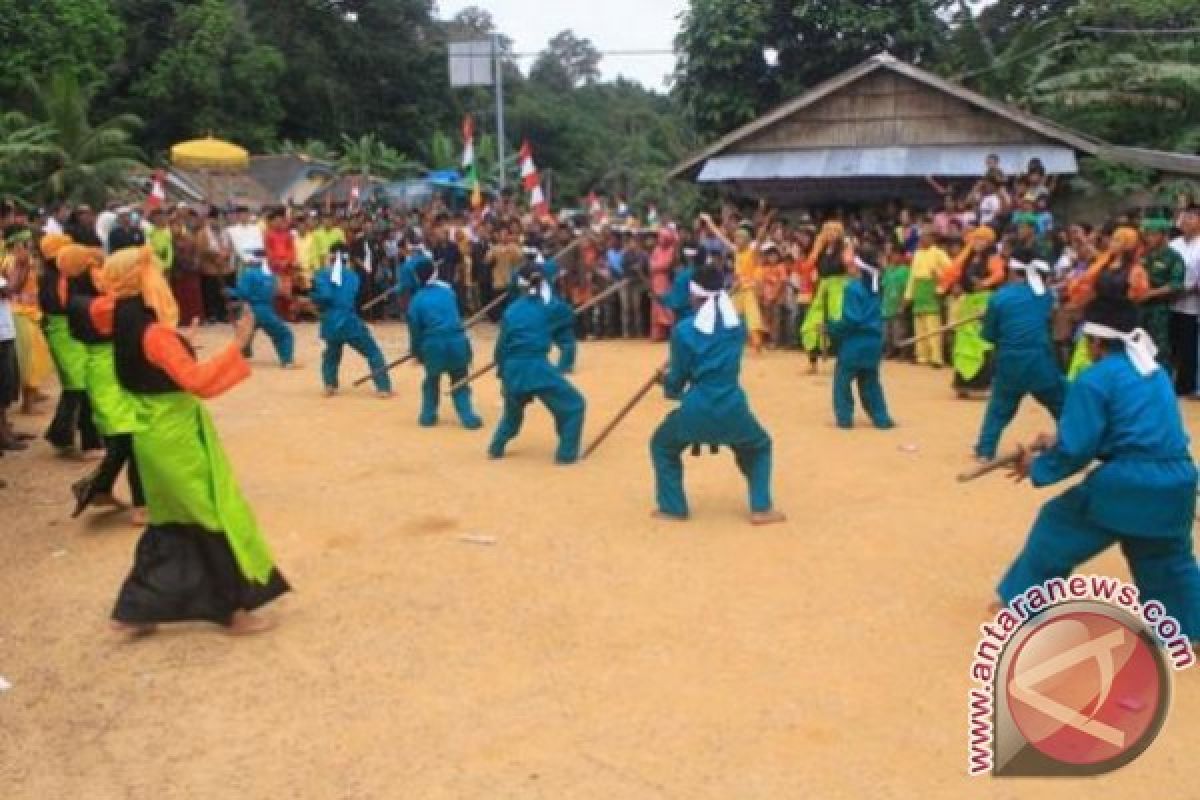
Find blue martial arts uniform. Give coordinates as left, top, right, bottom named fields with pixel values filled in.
left=826, top=276, right=894, bottom=429
left=488, top=293, right=586, bottom=463
left=312, top=266, right=392, bottom=392
left=975, top=281, right=1065, bottom=459
left=229, top=268, right=295, bottom=366
left=509, top=259, right=577, bottom=374
left=650, top=313, right=774, bottom=518
left=407, top=279, right=482, bottom=429
left=998, top=352, right=1200, bottom=638
left=658, top=265, right=695, bottom=321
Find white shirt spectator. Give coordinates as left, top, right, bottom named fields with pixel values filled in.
left=0, top=277, right=15, bottom=342
left=42, top=217, right=63, bottom=235
left=1170, top=234, right=1200, bottom=316
left=223, top=222, right=265, bottom=265
left=979, top=193, right=1003, bottom=226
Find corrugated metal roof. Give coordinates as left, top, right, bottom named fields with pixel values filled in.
left=697, top=145, right=1078, bottom=182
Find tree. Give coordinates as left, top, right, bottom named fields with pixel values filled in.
left=128, top=0, right=285, bottom=152
left=0, top=112, right=56, bottom=203
left=25, top=67, right=144, bottom=207
left=673, top=0, right=949, bottom=139
left=337, top=133, right=421, bottom=180
left=531, top=31, right=602, bottom=89
left=0, top=1, right=123, bottom=95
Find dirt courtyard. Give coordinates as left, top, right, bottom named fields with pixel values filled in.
left=2, top=322, right=1197, bottom=799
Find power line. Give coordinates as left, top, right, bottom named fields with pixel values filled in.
left=1077, top=26, right=1200, bottom=36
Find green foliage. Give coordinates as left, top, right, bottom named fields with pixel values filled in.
left=24, top=67, right=144, bottom=207
left=0, top=0, right=123, bottom=95
left=673, top=0, right=949, bottom=139
left=336, top=133, right=421, bottom=180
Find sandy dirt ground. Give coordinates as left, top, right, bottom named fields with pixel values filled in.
left=1, top=321, right=1197, bottom=799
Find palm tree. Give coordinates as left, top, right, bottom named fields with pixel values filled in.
left=277, top=138, right=340, bottom=162
left=336, top=133, right=421, bottom=180
left=26, top=67, right=145, bottom=206
left=0, top=111, right=56, bottom=202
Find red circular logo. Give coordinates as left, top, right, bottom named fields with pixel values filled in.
left=1005, top=610, right=1167, bottom=767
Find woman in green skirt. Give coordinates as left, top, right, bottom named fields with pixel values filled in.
left=104, top=247, right=289, bottom=635
left=57, top=245, right=146, bottom=522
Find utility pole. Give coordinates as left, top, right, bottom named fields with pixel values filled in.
left=493, top=34, right=507, bottom=190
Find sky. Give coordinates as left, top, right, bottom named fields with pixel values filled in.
left=437, top=0, right=687, bottom=92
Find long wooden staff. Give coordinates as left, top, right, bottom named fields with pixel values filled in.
left=444, top=278, right=629, bottom=394
left=957, top=450, right=1022, bottom=483
left=351, top=291, right=508, bottom=387
left=897, top=312, right=985, bottom=349
left=582, top=361, right=669, bottom=460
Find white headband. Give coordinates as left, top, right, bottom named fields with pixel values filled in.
left=855, top=257, right=880, bottom=292
left=517, top=272, right=552, bottom=304
left=1081, top=323, right=1159, bottom=376
left=1009, top=258, right=1052, bottom=295
left=689, top=281, right=740, bottom=335
left=331, top=252, right=346, bottom=287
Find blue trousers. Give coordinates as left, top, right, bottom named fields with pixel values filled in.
left=833, top=362, right=894, bottom=429
left=421, top=364, right=481, bottom=429
left=999, top=486, right=1200, bottom=639
left=975, top=379, right=1065, bottom=459
left=650, top=410, right=773, bottom=518
left=488, top=380, right=586, bottom=463
left=244, top=304, right=295, bottom=366
left=322, top=332, right=392, bottom=392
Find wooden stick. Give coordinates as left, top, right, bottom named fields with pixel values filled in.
left=444, top=279, right=629, bottom=394
left=582, top=362, right=669, bottom=460
left=957, top=450, right=1022, bottom=483
left=897, top=312, right=985, bottom=349
left=351, top=292, right=509, bottom=387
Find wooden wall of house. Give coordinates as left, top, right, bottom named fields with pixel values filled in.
left=740, top=71, right=1050, bottom=151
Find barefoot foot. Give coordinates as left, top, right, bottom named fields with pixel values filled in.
left=751, top=510, right=788, bottom=526
left=227, top=610, right=276, bottom=636
left=650, top=510, right=688, bottom=522
left=111, top=619, right=158, bottom=637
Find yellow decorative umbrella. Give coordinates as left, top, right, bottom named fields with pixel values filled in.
left=169, top=136, right=250, bottom=171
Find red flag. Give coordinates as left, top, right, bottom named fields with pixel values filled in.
left=144, top=169, right=166, bottom=212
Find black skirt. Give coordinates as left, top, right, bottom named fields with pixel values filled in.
left=953, top=351, right=994, bottom=391
left=113, top=524, right=290, bottom=626
left=0, top=338, right=18, bottom=407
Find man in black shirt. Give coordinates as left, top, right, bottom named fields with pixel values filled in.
left=107, top=207, right=146, bottom=252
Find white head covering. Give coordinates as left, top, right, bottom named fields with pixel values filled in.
left=1081, top=323, right=1160, bottom=376
left=854, top=257, right=880, bottom=292
left=689, top=281, right=740, bottom=335
left=331, top=252, right=346, bottom=287
left=1009, top=258, right=1052, bottom=295
left=516, top=269, right=552, bottom=304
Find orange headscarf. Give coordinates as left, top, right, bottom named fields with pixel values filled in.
left=1069, top=226, right=1147, bottom=307
left=101, top=246, right=179, bottom=328
left=57, top=245, right=105, bottom=278
left=39, top=233, right=73, bottom=261
left=939, top=226, right=999, bottom=293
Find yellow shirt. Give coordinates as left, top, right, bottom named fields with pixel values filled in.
left=904, top=246, right=950, bottom=308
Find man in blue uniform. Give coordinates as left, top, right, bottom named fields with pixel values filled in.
left=228, top=251, right=296, bottom=368
left=407, top=256, right=482, bottom=429
left=1000, top=298, right=1200, bottom=640
left=510, top=247, right=577, bottom=374
left=312, top=246, right=393, bottom=398
left=826, top=256, right=894, bottom=430
left=649, top=266, right=786, bottom=526
left=489, top=262, right=586, bottom=464
left=975, top=248, right=1065, bottom=461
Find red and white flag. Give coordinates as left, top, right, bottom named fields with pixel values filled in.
left=145, top=169, right=166, bottom=212
left=518, top=140, right=549, bottom=217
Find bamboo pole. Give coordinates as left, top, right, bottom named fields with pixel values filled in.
left=957, top=450, right=1022, bottom=483
left=444, top=279, right=629, bottom=394
left=582, top=362, right=668, bottom=460
left=897, top=312, right=984, bottom=349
